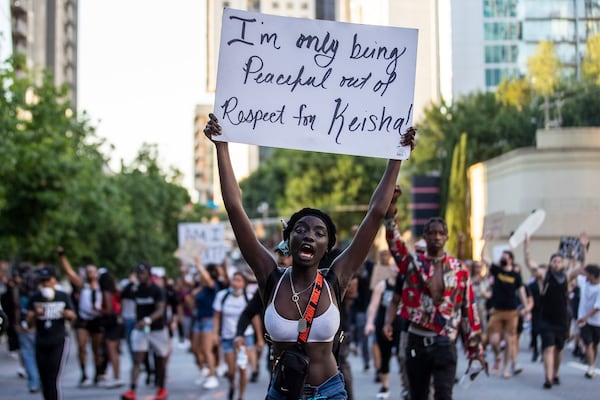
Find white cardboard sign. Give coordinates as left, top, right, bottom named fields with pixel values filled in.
left=176, top=223, right=228, bottom=265
left=214, top=8, right=418, bottom=160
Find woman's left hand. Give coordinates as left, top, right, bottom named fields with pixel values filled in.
left=401, top=127, right=417, bottom=151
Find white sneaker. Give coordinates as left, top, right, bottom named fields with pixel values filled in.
left=202, top=375, right=219, bottom=389
left=376, top=386, right=390, bottom=399
left=17, top=366, right=26, bottom=379
left=79, top=378, right=93, bottom=388
left=585, top=366, right=596, bottom=379
left=99, top=379, right=125, bottom=389
left=216, top=363, right=227, bottom=377
left=201, top=366, right=210, bottom=378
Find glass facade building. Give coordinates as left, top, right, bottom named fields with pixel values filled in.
left=481, top=0, right=600, bottom=89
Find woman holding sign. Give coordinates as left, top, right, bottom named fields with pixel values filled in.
left=204, top=113, right=415, bottom=399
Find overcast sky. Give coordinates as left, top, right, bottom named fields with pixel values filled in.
left=78, top=0, right=213, bottom=194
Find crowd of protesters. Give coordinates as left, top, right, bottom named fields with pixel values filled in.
left=0, top=219, right=598, bottom=400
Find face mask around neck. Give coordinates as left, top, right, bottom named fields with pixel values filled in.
left=40, top=287, right=55, bottom=300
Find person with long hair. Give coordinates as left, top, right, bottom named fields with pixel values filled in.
left=203, top=113, right=415, bottom=399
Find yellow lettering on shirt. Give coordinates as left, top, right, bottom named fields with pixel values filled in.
left=497, top=273, right=515, bottom=284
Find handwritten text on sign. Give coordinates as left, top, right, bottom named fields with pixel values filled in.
left=177, top=223, right=228, bottom=265
left=214, top=9, right=418, bottom=160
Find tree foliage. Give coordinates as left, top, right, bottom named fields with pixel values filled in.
left=240, top=149, right=393, bottom=242
left=0, top=59, right=191, bottom=277
left=444, top=133, right=469, bottom=258
left=410, top=92, right=537, bottom=215
left=582, top=33, right=600, bottom=85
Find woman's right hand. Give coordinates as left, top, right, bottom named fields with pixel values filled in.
left=203, top=113, right=222, bottom=142
left=385, top=185, right=402, bottom=219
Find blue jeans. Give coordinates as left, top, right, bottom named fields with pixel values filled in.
left=267, top=371, right=347, bottom=400
left=18, top=331, right=40, bottom=390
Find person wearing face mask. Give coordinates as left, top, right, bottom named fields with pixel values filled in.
left=26, top=266, right=76, bottom=400
left=481, top=237, right=530, bottom=379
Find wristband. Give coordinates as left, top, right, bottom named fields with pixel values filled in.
left=143, top=316, right=152, bottom=325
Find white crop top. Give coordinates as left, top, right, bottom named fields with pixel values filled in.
left=264, top=270, right=340, bottom=342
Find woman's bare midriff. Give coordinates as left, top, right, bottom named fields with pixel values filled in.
left=273, top=341, right=338, bottom=385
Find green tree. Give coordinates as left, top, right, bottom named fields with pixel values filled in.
left=240, top=149, right=395, bottom=243
left=412, top=93, right=536, bottom=215
left=582, top=33, right=600, bottom=85
left=527, top=41, right=562, bottom=128
left=444, top=133, right=469, bottom=258
left=0, top=58, right=110, bottom=263
left=109, top=144, right=190, bottom=276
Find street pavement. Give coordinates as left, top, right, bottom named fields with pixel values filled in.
left=0, top=332, right=598, bottom=400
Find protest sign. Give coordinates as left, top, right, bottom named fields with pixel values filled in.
left=176, top=223, right=228, bottom=265
left=558, top=236, right=588, bottom=262
left=214, top=8, right=418, bottom=160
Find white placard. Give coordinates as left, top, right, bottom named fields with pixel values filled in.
left=214, top=8, right=418, bottom=160
left=176, top=223, right=228, bottom=265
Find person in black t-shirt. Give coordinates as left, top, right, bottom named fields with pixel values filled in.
left=482, top=240, right=530, bottom=378
left=26, top=266, right=76, bottom=400
left=523, top=232, right=589, bottom=389
left=121, top=263, right=168, bottom=400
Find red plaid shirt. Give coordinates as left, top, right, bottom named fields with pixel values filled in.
left=385, top=218, right=482, bottom=352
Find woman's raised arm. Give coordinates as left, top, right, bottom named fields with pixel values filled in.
left=331, top=127, right=416, bottom=292
left=204, top=114, right=276, bottom=289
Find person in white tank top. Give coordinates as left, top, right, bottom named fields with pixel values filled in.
left=203, top=113, right=416, bottom=399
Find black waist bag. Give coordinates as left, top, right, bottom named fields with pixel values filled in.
left=273, top=344, right=310, bottom=400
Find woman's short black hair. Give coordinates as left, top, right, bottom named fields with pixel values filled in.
left=283, top=208, right=337, bottom=251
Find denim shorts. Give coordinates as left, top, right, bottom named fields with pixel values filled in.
left=222, top=335, right=255, bottom=354
left=267, top=371, right=347, bottom=400
left=193, top=317, right=214, bottom=333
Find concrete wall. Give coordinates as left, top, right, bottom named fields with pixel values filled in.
left=469, top=127, right=600, bottom=275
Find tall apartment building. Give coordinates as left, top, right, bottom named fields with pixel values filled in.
left=446, top=0, right=600, bottom=99
left=8, top=0, right=78, bottom=108
left=195, top=0, right=320, bottom=206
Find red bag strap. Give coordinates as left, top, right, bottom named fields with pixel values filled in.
left=297, top=271, right=324, bottom=344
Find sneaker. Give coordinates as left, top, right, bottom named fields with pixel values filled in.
left=202, top=375, right=219, bottom=389
left=216, top=363, right=228, bottom=377
left=195, top=377, right=205, bottom=386
left=100, top=378, right=125, bottom=389
left=17, top=366, right=26, bottom=379
left=376, top=386, right=390, bottom=399
left=79, top=377, right=93, bottom=388
left=121, top=389, right=136, bottom=400
left=250, top=371, right=259, bottom=383
left=585, top=366, right=596, bottom=379
left=155, top=387, right=168, bottom=400
left=543, top=380, right=552, bottom=389
left=552, top=376, right=560, bottom=385
left=201, top=366, right=210, bottom=378
left=512, top=364, right=523, bottom=375
left=28, top=386, right=40, bottom=393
